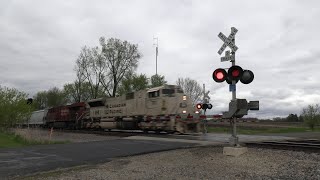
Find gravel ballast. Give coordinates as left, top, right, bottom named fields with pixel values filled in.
left=25, top=146, right=320, bottom=180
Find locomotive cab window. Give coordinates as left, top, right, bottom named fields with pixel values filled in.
left=148, top=90, right=160, bottom=98
left=88, top=101, right=104, bottom=107
left=162, top=89, right=175, bottom=96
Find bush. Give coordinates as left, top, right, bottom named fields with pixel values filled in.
left=0, top=86, right=33, bottom=129
left=301, top=104, right=320, bottom=130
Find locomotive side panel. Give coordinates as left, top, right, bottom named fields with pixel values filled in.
left=104, top=96, right=126, bottom=117
left=124, top=92, right=135, bottom=116
left=134, top=90, right=147, bottom=116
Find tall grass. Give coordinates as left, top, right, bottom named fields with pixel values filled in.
left=0, top=129, right=68, bottom=148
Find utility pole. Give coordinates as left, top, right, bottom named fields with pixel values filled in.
left=153, top=37, right=159, bottom=75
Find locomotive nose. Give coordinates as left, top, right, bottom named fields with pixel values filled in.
left=180, top=102, right=187, bottom=108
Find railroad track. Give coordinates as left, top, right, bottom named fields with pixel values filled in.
left=246, top=139, right=320, bottom=153
left=53, top=129, right=175, bottom=137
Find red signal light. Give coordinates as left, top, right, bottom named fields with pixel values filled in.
left=228, top=65, right=243, bottom=80
left=232, top=69, right=240, bottom=77
left=196, top=104, right=202, bottom=109
left=213, top=68, right=227, bottom=83
left=216, top=72, right=224, bottom=80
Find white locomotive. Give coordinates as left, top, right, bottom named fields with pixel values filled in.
left=85, top=85, right=201, bottom=133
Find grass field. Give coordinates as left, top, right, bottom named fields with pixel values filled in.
left=0, top=131, right=68, bottom=148
left=207, top=126, right=320, bottom=134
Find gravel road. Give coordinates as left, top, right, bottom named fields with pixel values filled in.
left=22, top=146, right=320, bottom=180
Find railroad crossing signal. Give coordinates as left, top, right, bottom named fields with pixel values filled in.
left=27, top=98, right=33, bottom=105
left=204, top=91, right=210, bottom=100
left=218, top=27, right=238, bottom=55
left=196, top=103, right=213, bottom=110
left=212, top=66, right=254, bottom=84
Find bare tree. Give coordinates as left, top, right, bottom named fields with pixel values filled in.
left=63, top=81, right=92, bottom=103
left=99, top=37, right=141, bottom=97
left=176, top=77, right=203, bottom=105
left=73, top=54, right=88, bottom=102
left=76, top=46, right=106, bottom=99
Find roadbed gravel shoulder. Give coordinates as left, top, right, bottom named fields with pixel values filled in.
left=21, top=146, right=320, bottom=180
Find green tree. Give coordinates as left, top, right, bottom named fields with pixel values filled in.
left=286, top=113, right=299, bottom=122
left=118, top=73, right=149, bottom=95
left=301, top=104, right=320, bottom=130
left=47, top=87, right=67, bottom=107
left=0, top=86, right=33, bottom=129
left=150, top=74, right=167, bottom=88
left=33, top=87, right=67, bottom=109
left=176, top=77, right=203, bottom=105
left=33, top=91, right=48, bottom=110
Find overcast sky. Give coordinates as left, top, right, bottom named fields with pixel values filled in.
left=1, top=0, right=319, bottom=119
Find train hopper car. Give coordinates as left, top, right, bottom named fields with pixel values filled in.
left=21, top=109, right=48, bottom=127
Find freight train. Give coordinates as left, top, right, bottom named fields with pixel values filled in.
left=23, top=85, right=202, bottom=133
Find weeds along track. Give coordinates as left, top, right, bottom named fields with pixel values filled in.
left=246, top=139, right=320, bottom=153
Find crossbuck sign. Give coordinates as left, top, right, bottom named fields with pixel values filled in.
left=217, top=27, right=238, bottom=55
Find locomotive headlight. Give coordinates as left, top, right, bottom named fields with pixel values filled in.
left=182, top=110, right=187, bottom=114
left=182, top=95, right=187, bottom=101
